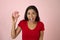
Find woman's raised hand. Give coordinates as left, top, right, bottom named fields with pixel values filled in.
left=12, top=11, right=20, bottom=23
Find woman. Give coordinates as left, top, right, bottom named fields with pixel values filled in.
left=11, top=5, right=45, bottom=40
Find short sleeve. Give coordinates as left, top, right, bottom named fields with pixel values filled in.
left=18, top=20, right=24, bottom=28
left=39, top=21, right=45, bottom=31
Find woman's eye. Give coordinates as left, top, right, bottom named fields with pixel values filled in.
left=27, top=13, right=30, bottom=15
left=32, top=12, right=35, bottom=15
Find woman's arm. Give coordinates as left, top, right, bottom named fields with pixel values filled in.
left=39, top=31, right=44, bottom=40
left=11, top=21, right=21, bottom=39
left=11, top=11, right=21, bottom=39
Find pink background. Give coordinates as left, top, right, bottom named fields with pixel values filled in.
left=0, top=0, right=60, bottom=40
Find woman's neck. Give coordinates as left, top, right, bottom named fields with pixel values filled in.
left=28, top=20, right=37, bottom=24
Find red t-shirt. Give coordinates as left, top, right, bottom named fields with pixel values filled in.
left=18, top=20, right=45, bottom=40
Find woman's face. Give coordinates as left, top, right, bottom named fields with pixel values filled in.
left=27, top=9, right=37, bottom=22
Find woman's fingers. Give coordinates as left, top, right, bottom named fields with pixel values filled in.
left=12, top=11, right=20, bottom=22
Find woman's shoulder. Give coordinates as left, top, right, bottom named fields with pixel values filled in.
left=19, top=19, right=27, bottom=23
left=38, top=21, right=44, bottom=25
left=18, top=19, right=26, bottom=26
left=38, top=21, right=45, bottom=31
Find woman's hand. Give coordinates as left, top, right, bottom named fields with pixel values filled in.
left=12, top=11, right=20, bottom=23
left=11, top=11, right=21, bottom=39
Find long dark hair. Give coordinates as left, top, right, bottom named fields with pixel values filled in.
left=24, top=5, right=40, bottom=22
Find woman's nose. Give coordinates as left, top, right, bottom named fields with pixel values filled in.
left=30, top=14, right=33, bottom=17
left=30, top=15, right=33, bottom=18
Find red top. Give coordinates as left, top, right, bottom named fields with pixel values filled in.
left=18, top=20, right=45, bottom=40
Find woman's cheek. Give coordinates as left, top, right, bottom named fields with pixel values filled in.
left=27, top=15, right=30, bottom=19
left=33, top=15, right=36, bottom=18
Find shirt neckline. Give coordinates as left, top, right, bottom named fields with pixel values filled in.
left=26, top=21, right=38, bottom=31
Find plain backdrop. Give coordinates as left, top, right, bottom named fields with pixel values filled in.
left=0, top=0, right=60, bottom=40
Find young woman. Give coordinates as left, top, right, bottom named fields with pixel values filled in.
left=11, top=5, right=45, bottom=40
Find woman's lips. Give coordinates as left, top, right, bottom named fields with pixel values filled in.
left=30, top=18, right=33, bottom=21
left=30, top=18, right=34, bottom=21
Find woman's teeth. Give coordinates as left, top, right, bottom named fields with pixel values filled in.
left=30, top=18, right=34, bottom=21
left=31, top=18, right=32, bottom=21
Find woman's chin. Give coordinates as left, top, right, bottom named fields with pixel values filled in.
left=29, top=20, right=35, bottom=22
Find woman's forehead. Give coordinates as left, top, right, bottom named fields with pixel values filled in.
left=27, top=9, right=36, bottom=13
